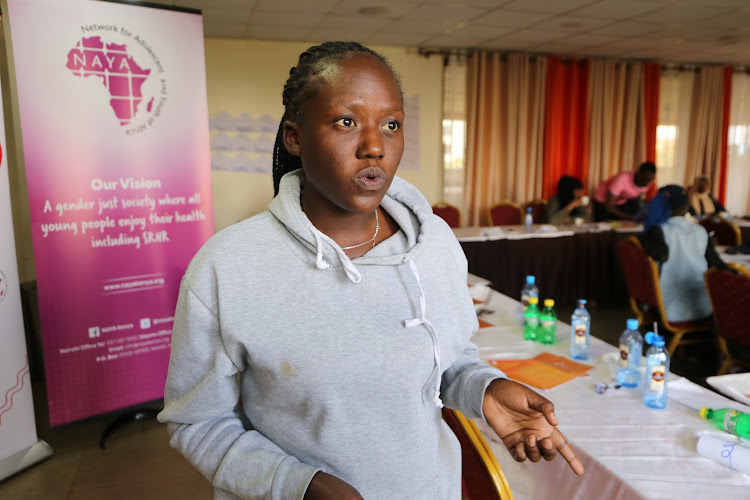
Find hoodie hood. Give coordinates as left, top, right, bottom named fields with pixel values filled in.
left=268, top=169, right=435, bottom=281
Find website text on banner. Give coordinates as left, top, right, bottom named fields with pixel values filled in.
left=0, top=82, right=51, bottom=480
left=6, top=0, right=214, bottom=426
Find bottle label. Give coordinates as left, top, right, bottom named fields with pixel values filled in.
left=541, top=319, right=555, bottom=330
left=521, top=294, right=530, bottom=309
left=724, top=410, right=739, bottom=433
left=619, top=344, right=629, bottom=368
left=525, top=317, right=539, bottom=328
left=573, top=322, right=587, bottom=345
left=649, top=365, right=666, bottom=391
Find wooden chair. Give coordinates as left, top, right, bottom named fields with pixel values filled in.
left=616, top=236, right=714, bottom=356
left=488, top=201, right=523, bottom=226
left=432, top=202, right=462, bottom=228
left=699, top=216, right=742, bottom=247
left=442, top=408, right=513, bottom=500
left=523, top=199, right=547, bottom=225
left=704, top=264, right=750, bottom=374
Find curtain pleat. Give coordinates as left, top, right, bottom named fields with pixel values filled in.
left=587, top=60, right=646, bottom=196
left=718, top=67, right=733, bottom=203
left=542, top=57, right=589, bottom=199
left=685, top=67, right=726, bottom=189
left=463, top=52, right=546, bottom=225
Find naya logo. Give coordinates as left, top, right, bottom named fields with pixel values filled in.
left=651, top=370, right=665, bottom=382
left=0, top=270, right=7, bottom=303
left=66, top=25, right=167, bottom=135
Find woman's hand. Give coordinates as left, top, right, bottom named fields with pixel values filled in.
left=304, top=472, right=364, bottom=500
left=482, top=378, right=585, bottom=476
left=566, top=199, right=583, bottom=212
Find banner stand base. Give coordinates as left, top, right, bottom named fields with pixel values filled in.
left=100, top=408, right=160, bottom=450
left=0, top=440, right=54, bottom=483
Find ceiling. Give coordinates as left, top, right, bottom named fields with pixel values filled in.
left=148, top=0, right=750, bottom=66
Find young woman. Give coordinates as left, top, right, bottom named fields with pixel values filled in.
left=158, top=42, right=583, bottom=499
left=546, top=175, right=591, bottom=225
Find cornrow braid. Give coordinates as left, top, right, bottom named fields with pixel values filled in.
left=272, top=41, right=402, bottom=196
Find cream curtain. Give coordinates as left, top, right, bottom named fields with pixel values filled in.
left=685, top=66, right=726, bottom=189
left=587, top=60, right=645, bottom=193
left=726, top=72, right=750, bottom=216
left=442, top=54, right=468, bottom=211
left=463, top=52, right=546, bottom=226
left=657, top=69, right=694, bottom=187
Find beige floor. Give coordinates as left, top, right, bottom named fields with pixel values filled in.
left=0, top=383, right=213, bottom=500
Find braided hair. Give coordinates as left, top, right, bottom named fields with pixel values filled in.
left=272, top=41, right=401, bottom=196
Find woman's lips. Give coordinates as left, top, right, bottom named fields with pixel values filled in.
left=354, top=167, right=386, bottom=190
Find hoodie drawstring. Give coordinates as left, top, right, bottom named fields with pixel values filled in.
left=310, top=226, right=362, bottom=283
left=403, top=257, right=443, bottom=408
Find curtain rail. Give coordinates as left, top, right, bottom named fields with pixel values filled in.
left=419, top=47, right=749, bottom=72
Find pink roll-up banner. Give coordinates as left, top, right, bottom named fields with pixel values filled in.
left=6, top=0, right=214, bottom=426
left=0, top=72, right=52, bottom=480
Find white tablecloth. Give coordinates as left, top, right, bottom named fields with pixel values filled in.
left=468, top=284, right=750, bottom=500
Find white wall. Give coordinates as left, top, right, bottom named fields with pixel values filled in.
left=205, top=39, right=444, bottom=232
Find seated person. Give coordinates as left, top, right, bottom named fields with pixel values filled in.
left=593, top=162, right=656, bottom=221
left=688, top=175, right=726, bottom=218
left=638, top=185, right=725, bottom=322
left=547, top=175, right=591, bottom=225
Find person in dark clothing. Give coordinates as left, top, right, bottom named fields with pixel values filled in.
left=546, top=175, right=591, bottom=225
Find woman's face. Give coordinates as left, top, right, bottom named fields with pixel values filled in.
left=697, top=178, right=710, bottom=194
left=283, top=53, right=404, bottom=215
left=573, top=188, right=584, bottom=199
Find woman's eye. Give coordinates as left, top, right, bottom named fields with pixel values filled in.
left=383, top=121, right=400, bottom=131
left=335, top=118, right=354, bottom=127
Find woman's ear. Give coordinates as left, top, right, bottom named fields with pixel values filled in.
left=282, top=120, right=301, bottom=157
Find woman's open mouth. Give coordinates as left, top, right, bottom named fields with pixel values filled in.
left=354, top=167, right=386, bottom=190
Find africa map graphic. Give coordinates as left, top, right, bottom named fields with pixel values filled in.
left=66, top=36, right=152, bottom=126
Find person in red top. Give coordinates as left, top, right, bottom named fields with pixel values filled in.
left=592, top=162, right=656, bottom=221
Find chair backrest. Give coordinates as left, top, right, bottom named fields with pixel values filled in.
left=616, top=236, right=662, bottom=313
left=704, top=265, right=750, bottom=347
left=523, top=200, right=547, bottom=224
left=432, top=202, right=462, bottom=228
left=442, top=408, right=513, bottom=500
left=488, top=202, right=523, bottom=226
left=699, top=216, right=742, bottom=246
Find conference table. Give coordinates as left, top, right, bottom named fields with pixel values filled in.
left=467, top=275, right=750, bottom=499
left=455, top=223, right=639, bottom=307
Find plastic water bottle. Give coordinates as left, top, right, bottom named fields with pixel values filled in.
left=699, top=407, right=750, bottom=438
left=523, top=297, right=540, bottom=341
left=570, top=299, right=590, bottom=360
left=616, top=318, right=643, bottom=388
left=520, top=275, right=538, bottom=326
left=524, top=206, right=533, bottom=232
left=643, top=332, right=669, bottom=409
left=539, top=299, right=557, bottom=344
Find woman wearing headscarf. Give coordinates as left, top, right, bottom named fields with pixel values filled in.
left=546, top=175, right=591, bottom=225
left=688, top=175, right=726, bottom=218
left=638, top=185, right=725, bottom=322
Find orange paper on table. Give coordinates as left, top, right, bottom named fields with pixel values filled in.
left=478, top=318, right=494, bottom=329
left=488, top=352, right=593, bottom=390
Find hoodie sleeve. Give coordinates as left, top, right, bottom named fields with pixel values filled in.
left=439, top=231, right=506, bottom=420
left=157, top=277, right=321, bottom=500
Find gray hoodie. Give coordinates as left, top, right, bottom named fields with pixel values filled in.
left=158, top=170, right=505, bottom=499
